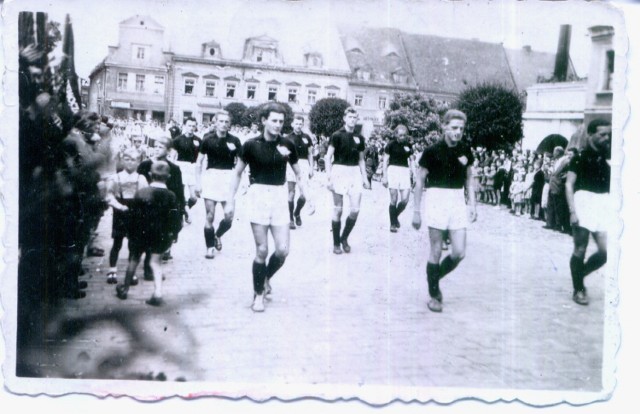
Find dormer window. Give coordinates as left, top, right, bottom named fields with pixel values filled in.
left=257, top=50, right=263, bottom=62
left=209, top=48, right=216, bottom=56
left=305, top=52, right=323, bottom=68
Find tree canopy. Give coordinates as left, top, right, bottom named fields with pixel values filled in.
left=454, top=82, right=524, bottom=150
left=384, top=93, right=450, bottom=146
left=308, top=97, right=351, bottom=137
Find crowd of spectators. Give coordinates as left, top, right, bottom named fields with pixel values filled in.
left=470, top=145, right=577, bottom=234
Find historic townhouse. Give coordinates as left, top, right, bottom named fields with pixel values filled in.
left=89, top=15, right=567, bottom=136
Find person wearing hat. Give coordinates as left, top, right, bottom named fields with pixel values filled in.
left=137, top=135, right=184, bottom=271
left=228, top=102, right=312, bottom=313
left=325, top=107, right=370, bottom=255
left=116, top=160, right=182, bottom=306
left=565, top=119, right=612, bottom=306
left=412, top=109, right=477, bottom=313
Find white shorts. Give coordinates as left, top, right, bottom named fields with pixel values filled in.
left=245, top=184, right=289, bottom=226
left=424, top=187, right=469, bottom=230
left=286, top=159, right=310, bottom=183
left=574, top=190, right=613, bottom=233
left=330, top=164, right=362, bottom=196
left=201, top=168, right=233, bottom=202
left=175, top=160, right=195, bottom=186
left=387, top=165, right=411, bottom=190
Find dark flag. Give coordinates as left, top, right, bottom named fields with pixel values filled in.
left=59, top=14, right=82, bottom=113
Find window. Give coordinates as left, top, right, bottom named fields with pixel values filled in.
left=154, top=76, right=164, bottom=94
left=247, top=84, right=257, bottom=100
left=226, top=82, right=237, bottom=98
left=378, top=96, right=387, bottom=110
left=604, top=50, right=614, bottom=90
left=135, top=74, right=145, bottom=92
left=307, top=89, right=317, bottom=105
left=205, top=81, right=216, bottom=97
left=327, top=91, right=337, bottom=98
left=184, top=78, right=195, bottom=95
left=256, top=50, right=263, bottom=62
left=137, top=47, right=145, bottom=60
left=117, top=73, right=127, bottom=91
left=288, top=88, right=298, bottom=103
left=203, top=113, right=215, bottom=124
left=183, top=111, right=192, bottom=120
left=354, top=94, right=363, bottom=107
left=268, top=86, right=278, bottom=101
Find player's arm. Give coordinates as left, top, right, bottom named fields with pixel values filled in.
left=229, top=158, right=247, bottom=199
left=381, top=153, right=390, bottom=188
left=358, top=151, right=370, bottom=189
left=325, top=144, right=335, bottom=190
left=565, top=171, right=578, bottom=226
left=307, top=150, right=315, bottom=178
left=465, top=165, right=477, bottom=222
left=412, top=167, right=428, bottom=230
left=194, top=152, right=206, bottom=196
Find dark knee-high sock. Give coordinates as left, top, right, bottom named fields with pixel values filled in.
left=252, top=261, right=268, bottom=294
left=396, top=200, right=408, bottom=219
left=583, top=251, right=607, bottom=278
left=439, top=255, right=462, bottom=279
left=332, top=220, right=342, bottom=246
left=266, top=253, right=286, bottom=280
left=294, top=196, right=306, bottom=217
left=426, top=262, right=441, bottom=298
left=341, top=214, right=358, bottom=241
left=288, top=201, right=295, bottom=221
left=215, top=219, right=232, bottom=238
left=570, top=255, right=585, bottom=291
left=204, top=227, right=216, bottom=248
left=389, top=204, right=398, bottom=226
left=109, top=236, right=124, bottom=267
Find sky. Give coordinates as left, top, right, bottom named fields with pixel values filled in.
left=7, top=0, right=625, bottom=79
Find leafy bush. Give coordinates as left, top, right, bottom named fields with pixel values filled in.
left=308, top=97, right=351, bottom=137
left=455, top=82, right=524, bottom=150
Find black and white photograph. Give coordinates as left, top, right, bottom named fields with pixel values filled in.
left=0, top=0, right=635, bottom=410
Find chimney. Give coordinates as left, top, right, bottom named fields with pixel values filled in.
left=523, top=45, right=532, bottom=53
left=553, top=25, right=572, bottom=82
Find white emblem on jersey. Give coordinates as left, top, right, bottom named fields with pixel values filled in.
left=277, top=145, right=291, bottom=157
left=458, top=155, right=468, bottom=166
left=303, top=138, right=309, bottom=144
left=226, top=142, right=236, bottom=151
left=353, top=137, right=361, bottom=145
left=194, top=140, right=200, bottom=148
left=404, top=146, right=410, bottom=152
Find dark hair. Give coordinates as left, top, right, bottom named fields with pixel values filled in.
left=183, top=116, right=197, bottom=125
left=587, top=118, right=611, bottom=135
left=343, top=107, right=357, bottom=116
left=259, top=102, right=287, bottom=122
left=567, top=147, right=579, bottom=156
left=293, top=115, right=305, bottom=122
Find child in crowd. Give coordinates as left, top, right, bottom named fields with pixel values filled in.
left=523, top=165, right=535, bottom=218
left=116, top=161, right=182, bottom=306
left=509, top=173, right=526, bottom=216
left=105, top=148, right=148, bottom=284
left=486, top=165, right=497, bottom=205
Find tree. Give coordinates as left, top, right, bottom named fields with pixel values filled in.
left=455, top=82, right=524, bottom=150
left=223, top=102, right=247, bottom=126
left=384, top=93, right=450, bottom=146
left=308, top=97, right=350, bottom=137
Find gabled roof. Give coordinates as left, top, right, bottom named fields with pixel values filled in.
left=400, top=33, right=516, bottom=95
left=339, top=27, right=417, bottom=87
left=202, top=40, right=221, bottom=47
left=286, top=81, right=302, bottom=87
left=504, top=47, right=578, bottom=91
left=181, top=72, right=199, bottom=77
left=245, top=77, right=260, bottom=83
left=119, top=15, right=164, bottom=31
left=267, top=79, right=282, bottom=85
left=224, top=75, right=241, bottom=81
left=202, top=74, right=220, bottom=80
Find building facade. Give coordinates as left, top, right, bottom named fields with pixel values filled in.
left=88, top=16, right=172, bottom=121
left=89, top=15, right=567, bottom=136
left=521, top=25, right=615, bottom=150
